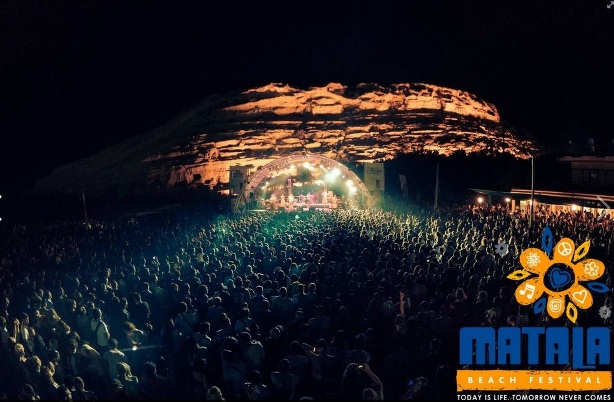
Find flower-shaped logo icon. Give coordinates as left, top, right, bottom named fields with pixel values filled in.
left=599, top=305, right=612, bottom=320
left=507, top=227, right=609, bottom=323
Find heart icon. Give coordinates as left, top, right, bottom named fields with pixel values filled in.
left=549, top=267, right=572, bottom=289
left=572, top=289, right=587, bottom=304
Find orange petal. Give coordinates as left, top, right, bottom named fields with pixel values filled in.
left=519, top=248, right=549, bottom=274
left=552, top=238, right=575, bottom=263
left=507, top=270, right=532, bottom=281
left=574, top=258, right=605, bottom=281
left=514, top=278, right=544, bottom=305
left=546, top=294, right=565, bottom=319
left=573, top=241, right=590, bottom=262
left=566, top=302, right=578, bottom=323
left=568, top=284, right=593, bottom=309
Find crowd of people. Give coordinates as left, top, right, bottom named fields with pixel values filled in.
left=0, top=202, right=612, bottom=400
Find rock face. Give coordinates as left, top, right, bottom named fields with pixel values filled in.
left=34, top=82, right=537, bottom=197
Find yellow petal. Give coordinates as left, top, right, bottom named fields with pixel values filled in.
left=566, top=302, right=578, bottom=323
left=552, top=238, right=575, bottom=263
left=574, top=258, right=605, bottom=281
left=514, top=278, right=544, bottom=306
left=568, top=284, right=593, bottom=310
left=519, top=248, right=549, bottom=274
left=573, top=241, right=590, bottom=262
left=507, top=270, right=532, bottom=281
left=546, top=294, right=565, bottom=319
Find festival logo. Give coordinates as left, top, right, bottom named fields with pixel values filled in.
left=507, top=226, right=609, bottom=323
left=456, top=226, right=612, bottom=394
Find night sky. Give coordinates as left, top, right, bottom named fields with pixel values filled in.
left=1, top=0, right=613, bottom=195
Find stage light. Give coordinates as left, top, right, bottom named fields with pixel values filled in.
left=345, top=179, right=357, bottom=196
left=477, top=196, right=484, bottom=204
left=571, top=204, right=578, bottom=211
left=132, top=345, right=138, bottom=351
left=325, top=168, right=341, bottom=182
left=504, top=197, right=511, bottom=203
left=302, top=162, right=315, bottom=170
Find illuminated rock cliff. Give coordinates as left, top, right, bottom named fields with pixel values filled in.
left=34, top=82, right=537, bottom=197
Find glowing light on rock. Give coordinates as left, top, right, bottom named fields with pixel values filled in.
left=33, top=82, right=538, bottom=197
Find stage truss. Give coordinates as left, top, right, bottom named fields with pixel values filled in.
left=243, top=154, right=373, bottom=209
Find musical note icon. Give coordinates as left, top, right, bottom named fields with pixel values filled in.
left=519, top=284, right=536, bottom=300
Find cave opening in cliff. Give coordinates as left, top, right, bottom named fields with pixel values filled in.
left=243, top=154, right=372, bottom=211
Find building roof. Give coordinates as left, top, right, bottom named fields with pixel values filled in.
left=558, top=155, right=614, bottom=163
left=470, top=188, right=614, bottom=208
